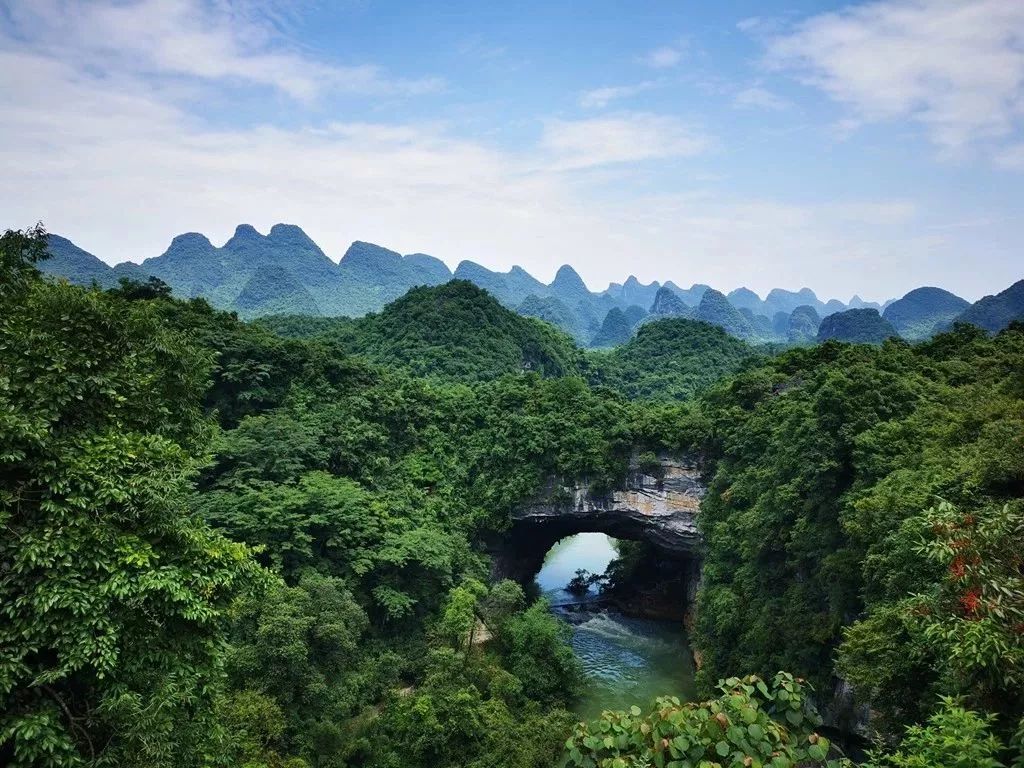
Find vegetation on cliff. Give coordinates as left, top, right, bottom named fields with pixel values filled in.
left=588, top=317, right=762, bottom=401
left=4, top=225, right=1023, bottom=766
left=0, top=227, right=265, bottom=766
left=2, top=227, right=643, bottom=766
left=682, top=326, right=1024, bottom=736
left=955, top=278, right=1024, bottom=334
left=816, top=307, right=897, bottom=343
left=566, top=323, right=1024, bottom=766
left=881, top=286, right=969, bottom=340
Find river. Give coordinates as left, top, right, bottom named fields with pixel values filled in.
left=534, top=532, right=696, bottom=721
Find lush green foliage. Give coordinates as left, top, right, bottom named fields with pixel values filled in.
left=0, top=229, right=266, bottom=766
left=912, top=503, right=1024, bottom=703
left=685, top=326, right=1024, bottom=737
left=260, top=280, right=584, bottom=380
left=838, top=501, right=1024, bottom=729
left=862, top=698, right=1010, bottom=768
left=564, top=673, right=838, bottom=768
left=366, top=578, right=581, bottom=768
left=816, top=308, right=897, bottom=343
left=223, top=572, right=394, bottom=767
left=1, top=224, right=48, bottom=293
left=368, top=648, right=574, bottom=768
left=10, top=221, right=1024, bottom=767
left=349, top=281, right=583, bottom=379
left=3, top=228, right=637, bottom=767
left=881, top=287, right=969, bottom=340
left=172, top=281, right=650, bottom=765
left=588, top=318, right=761, bottom=401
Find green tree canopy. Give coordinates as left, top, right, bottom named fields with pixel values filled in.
left=0, top=228, right=265, bottom=766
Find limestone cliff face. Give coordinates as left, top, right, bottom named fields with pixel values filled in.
left=488, top=455, right=705, bottom=585
left=512, top=457, right=704, bottom=557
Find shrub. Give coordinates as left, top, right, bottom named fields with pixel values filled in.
left=564, top=672, right=837, bottom=768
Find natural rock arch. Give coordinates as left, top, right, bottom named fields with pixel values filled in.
left=487, top=457, right=705, bottom=599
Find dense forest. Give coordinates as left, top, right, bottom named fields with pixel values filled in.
left=2, top=226, right=1023, bottom=768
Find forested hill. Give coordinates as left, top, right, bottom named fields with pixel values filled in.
left=4, top=225, right=1024, bottom=768
left=3, top=228, right=647, bottom=767
left=258, top=280, right=584, bottom=380
left=587, top=317, right=763, bottom=401
left=258, top=281, right=759, bottom=396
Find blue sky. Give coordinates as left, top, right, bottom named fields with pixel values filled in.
left=1, top=0, right=1022, bottom=302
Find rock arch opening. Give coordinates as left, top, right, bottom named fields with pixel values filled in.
left=489, top=456, right=706, bottom=618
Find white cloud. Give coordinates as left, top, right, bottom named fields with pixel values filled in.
left=540, top=114, right=710, bottom=170
left=764, top=0, right=1024, bottom=153
left=733, top=86, right=789, bottom=111
left=1, top=66, right=1002, bottom=302
left=639, top=46, right=683, bottom=69
left=3, top=46, right=952, bottom=300
left=1, top=0, right=1018, bottom=302
left=1, top=0, right=442, bottom=101
left=578, top=82, right=656, bottom=109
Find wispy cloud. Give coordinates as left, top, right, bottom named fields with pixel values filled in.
left=736, top=16, right=785, bottom=36
left=578, top=81, right=656, bottom=109
left=733, top=86, right=789, bottom=111
left=0, top=53, right=987, bottom=300
left=762, top=0, right=1024, bottom=156
left=541, top=113, right=710, bottom=170
left=639, top=45, right=683, bottom=69
left=458, top=36, right=509, bottom=62
left=0, top=0, right=1018, bottom=301
left=1, top=0, right=443, bottom=102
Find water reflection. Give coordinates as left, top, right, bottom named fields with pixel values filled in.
left=534, top=532, right=696, bottom=720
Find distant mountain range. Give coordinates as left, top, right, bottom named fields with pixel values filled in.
left=40, top=223, right=1024, bottom=346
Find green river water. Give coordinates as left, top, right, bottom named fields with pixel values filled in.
left=534, top=532, right=697, bottom=721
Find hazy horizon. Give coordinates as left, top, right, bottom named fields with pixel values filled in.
left=3, top=0, right=1023, bottom=304
left=50, top=220, right=978, bottom=305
